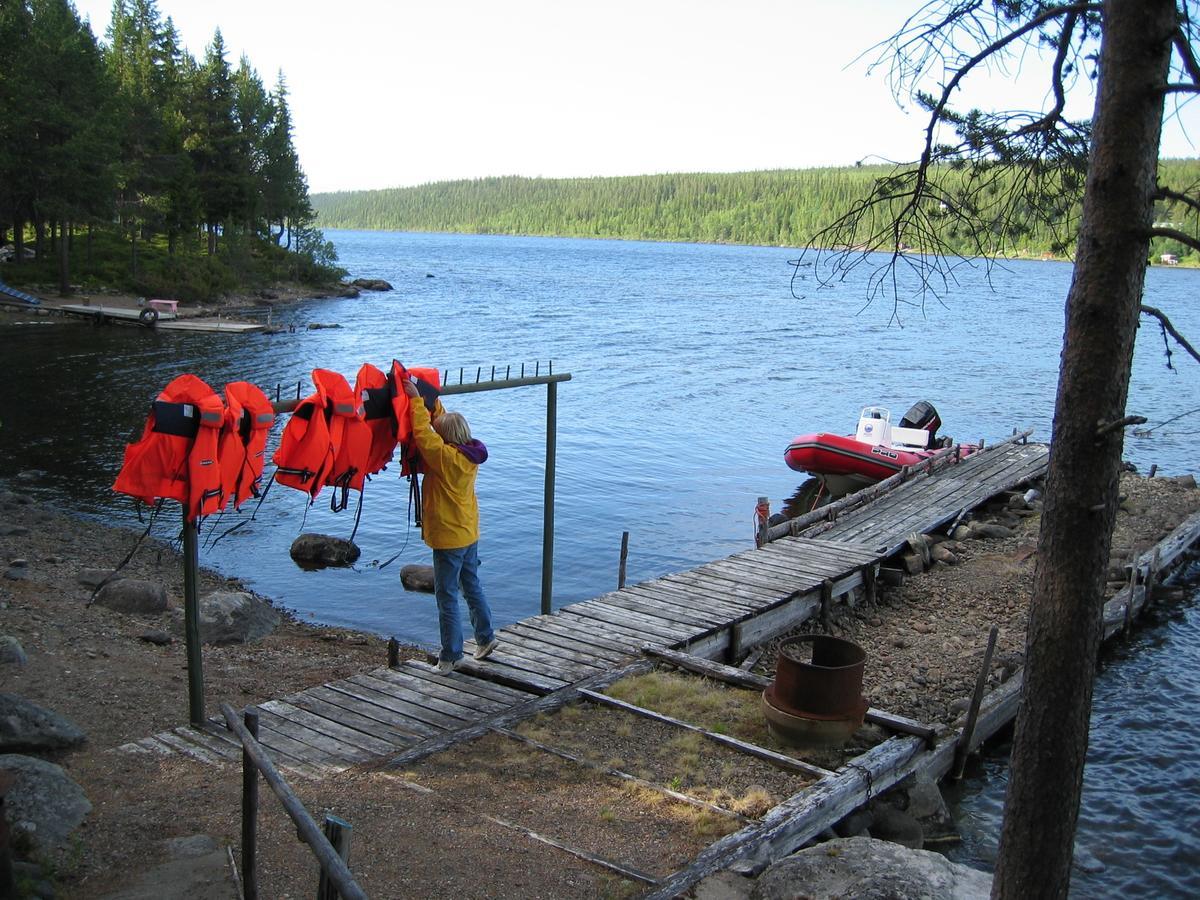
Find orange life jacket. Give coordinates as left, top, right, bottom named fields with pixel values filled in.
left=312, top=368, right=373, bottom=505
left=272, top=378, right=333, bottom=499
left=355, top=362, right=398, bottom=475
left=389, top=361, right=442, bottom=476
left=219, top=381, right=275, bottom=510
left=112, top=373, right=226, bottom=523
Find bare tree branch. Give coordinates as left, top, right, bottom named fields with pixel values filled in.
left=1153, top=185, right=1200, bottom=214
left=1141, top=303, right=1200, bottom=366
left=1147, top=225, right=1200, bottom=252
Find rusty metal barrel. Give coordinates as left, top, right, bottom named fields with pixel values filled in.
left=762, top=634, right=869, bottom=748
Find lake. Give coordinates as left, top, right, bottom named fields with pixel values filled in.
left=2, top=230, right=1198, bottom=894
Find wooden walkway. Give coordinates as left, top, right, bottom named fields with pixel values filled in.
left=118, top=438, right=1051, bottom=778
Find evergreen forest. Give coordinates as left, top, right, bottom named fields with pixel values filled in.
left=313, top=161, right=1200, bottom=263
left=0, top=0, right=341, bottom=301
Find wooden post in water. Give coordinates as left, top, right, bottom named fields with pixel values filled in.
left=541, top=380, right=558, bottom=615
left=618, top=531, right=630, bottom=589
left=182, top=508, right=205, bottom=726
left=242, top=708, right=260, bottom=900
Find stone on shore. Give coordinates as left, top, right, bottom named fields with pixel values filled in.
left=93, top=578, right=168, bottom=614
left=0, top=693, right=86, bottom=752
left=193, top=590, right=282, bottom=645
left=0, top=754, right=92, bottom=856
left=0, top=635, right=27, bottom=666
left=289, top=533, right=361, bottom=568
left=751, top=836, right=992, bottom=900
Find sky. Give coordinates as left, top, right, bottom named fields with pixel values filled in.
left=72, top=0, right=1200, bottom=195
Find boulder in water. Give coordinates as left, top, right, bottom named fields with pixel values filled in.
left=289, top=533, right=361, bottom=569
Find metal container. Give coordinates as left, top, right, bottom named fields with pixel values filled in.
left=762, top=634, right=868, bottom=748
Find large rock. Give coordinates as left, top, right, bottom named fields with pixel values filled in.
left=94, top=578, right=168, bottom=614
left=193, top=591, right=281, bottom=645
left=399, top=564, right=435, bottom=593
left=0, top=635, right=27, bottom=666
left=751, top=836, right=992, bottom=900
left=289, top=533, right=361, bottom=569
left=0, top=754, right=92, bottom=856
left=0, top=694, right=86, bottom=752
left=351, top=277, right=393, bottom=291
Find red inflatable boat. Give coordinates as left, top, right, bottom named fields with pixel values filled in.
left=785, top=402, right=962, bottom=498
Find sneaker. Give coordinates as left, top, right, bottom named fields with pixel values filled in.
left=436, top=656, right=464, bottom=674
left=474, top=638, right=499, bottom=661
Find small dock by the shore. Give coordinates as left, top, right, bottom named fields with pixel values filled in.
left=0, top=293, right=268, bottom=334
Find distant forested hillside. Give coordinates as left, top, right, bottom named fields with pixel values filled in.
left=312, top=160, right=1200, bottom=261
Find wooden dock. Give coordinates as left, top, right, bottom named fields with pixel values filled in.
left=119, top=435, right=1051, bottom=775
left=54, top=304, right=267, bottom=333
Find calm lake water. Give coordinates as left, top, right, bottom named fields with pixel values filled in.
left=3, top=230, right=1198, bottom=893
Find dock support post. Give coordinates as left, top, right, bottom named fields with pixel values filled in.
left=540, top=380, right=557, bottom=615
left=618, top=531, right=629, bottom=589
left=182, top=508, right=205, bottom=726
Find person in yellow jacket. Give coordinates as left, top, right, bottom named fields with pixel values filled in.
left=403, top=378, right=498, bottom=673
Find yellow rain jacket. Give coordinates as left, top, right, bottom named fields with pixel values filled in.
left=410, top=399, right=487, bottom=550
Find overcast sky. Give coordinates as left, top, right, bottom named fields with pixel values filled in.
left=72, top=0, right=1200, bottom=194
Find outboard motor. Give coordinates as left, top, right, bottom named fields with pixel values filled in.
left=899, top=401, right=941, bottom=442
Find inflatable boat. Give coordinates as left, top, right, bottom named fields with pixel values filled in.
left=784, top=402, right=957, bottom=498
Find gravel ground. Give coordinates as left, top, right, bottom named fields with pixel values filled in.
left=2, top=470, right=1196, bottom=898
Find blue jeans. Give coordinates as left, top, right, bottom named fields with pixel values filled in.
left=432, top=543, right=494, bottom=663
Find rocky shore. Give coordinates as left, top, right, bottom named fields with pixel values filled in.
left=2, top=470, right=1197, bottom=898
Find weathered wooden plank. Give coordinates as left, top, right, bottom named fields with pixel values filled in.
left=384, top=666, right=528, bottom=711
left=603, top=588, right=731, bottom=629
left=258, top=699, right=401, bottom=757
left=455, top=655, right=572, bottom=694
left=499, top=622, right=630, bottom=665
left=395, top=661, right=538, bottom=705
left=566, top=600, right=696, bottom=641
left=657, top=571, right=784, bottom=607
left=471, top=633, right=609, bottom=676
left=315, top=683, right=442, bottom=739
left=254, top=708, right=375, bottom=763
left=283, top=690, right=421, bottom=748
left=250, top=719, right=353, bottom=772
left=153, top=729, right=227, bottom=766
left=632, top=580, right=760, bottom=619
left=531, top=614, right=643, bottom=655
left=506, top=620, right=633, bottom=662
left=556, top=609, right=675, bottom=647
left=360, top=670, right=499, bottom=721
left=175, top=723, right=242, bottom=760
left=385, top=660, right=656, bottom=768
left=342, top=675, right=468, bottom=730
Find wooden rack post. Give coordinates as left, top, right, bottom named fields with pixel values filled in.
left=182, top=508, right=204, bottom=726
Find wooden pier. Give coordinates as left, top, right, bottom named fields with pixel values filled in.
left=115, top=433, right=1200, bottom=895
left=120, top=435, right=1050, bottom=773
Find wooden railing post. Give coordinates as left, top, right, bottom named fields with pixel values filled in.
left=182, top=508, right=205, bottom=726
left=242, top=707, right=259, bottom=900
left=317, top=815, right=353, bottom=900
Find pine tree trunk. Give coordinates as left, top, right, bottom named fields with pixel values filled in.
left=992, top=2, right=1174, bottom=897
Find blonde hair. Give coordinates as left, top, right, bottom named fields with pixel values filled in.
left=433, top=411, right=471, bottom=445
